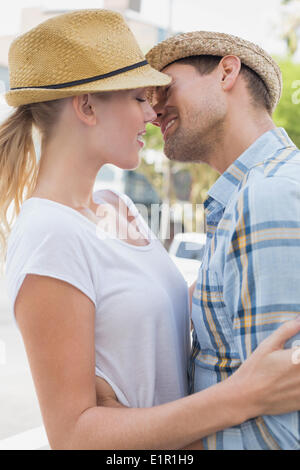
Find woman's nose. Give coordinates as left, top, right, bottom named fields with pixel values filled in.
left=144, top=101, right=158, bottom=124
left=151, top=113, right=162, bottom=128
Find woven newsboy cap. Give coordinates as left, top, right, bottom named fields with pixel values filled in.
left=146, top=31, right=282, bottom=112
left=6, top=9, right=171, bottom=107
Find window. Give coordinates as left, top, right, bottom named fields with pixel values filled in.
left=176, top=242, right=205, bottom=261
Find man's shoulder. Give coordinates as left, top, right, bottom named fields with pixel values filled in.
left=248, top=145, right=300, bottom=182
left=235, top=145, right=300, bottom=196
left=228, top=156, right=300, bottom=222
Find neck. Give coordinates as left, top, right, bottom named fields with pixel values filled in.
left=32, top=138, right=102, bottom=210
left=209, top=111, right=276, bottom=174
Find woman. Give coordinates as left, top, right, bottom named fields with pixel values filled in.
left=2, top=9, right=300, bottom=450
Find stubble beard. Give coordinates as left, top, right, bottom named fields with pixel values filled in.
left=163, top=114, right=225, bottom=165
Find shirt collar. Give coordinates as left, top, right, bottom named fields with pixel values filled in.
left=205, top=128, right=296, bottom=212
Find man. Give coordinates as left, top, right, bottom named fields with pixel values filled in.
left=145, top=31, right=300, bottom=449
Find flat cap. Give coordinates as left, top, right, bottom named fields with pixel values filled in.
left=146, top=31, right=282, bottom=112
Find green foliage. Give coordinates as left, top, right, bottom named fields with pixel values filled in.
left=280, top=0, right=300, bottom=56
left=273, top=59, right=300, bottom=147
left=184, top=163, right=219, bottom=204
left=144, top=122, right=164, bottom=150
left=135, top=123, right=165, bottom=200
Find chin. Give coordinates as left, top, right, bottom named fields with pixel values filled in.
left=116, top=154, right=141, bottom=171
left=163, top=142, right=178, bottom=162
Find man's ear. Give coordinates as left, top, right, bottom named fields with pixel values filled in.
left=72, top=94, right=97, bottom=126
left=219, top=55, right=241, bottom=92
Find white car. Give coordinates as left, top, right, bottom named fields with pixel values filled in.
left=93, top=164, right=125, bottom=194
left=168, top=232, right=207, bottom=285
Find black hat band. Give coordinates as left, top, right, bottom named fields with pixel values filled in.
left=11, top=60, right=148, bottom=90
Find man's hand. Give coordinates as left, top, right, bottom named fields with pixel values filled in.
left=231, top=317, right=300, bottom=417
left=95, top=376, right=126, bottom=408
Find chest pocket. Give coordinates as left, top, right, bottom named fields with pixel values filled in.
left=191, top=269, right=241, bottom=371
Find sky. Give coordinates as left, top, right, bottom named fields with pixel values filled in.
left=141, top=0, right=285, bottom=55
left=0, top=0, right=290, bottom=57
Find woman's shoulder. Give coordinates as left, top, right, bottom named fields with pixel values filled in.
left=9, top=197, right=87, bottom=247
left=6, top=197, right=97, bottom=310
left=6, top=197, right=94, bottom=278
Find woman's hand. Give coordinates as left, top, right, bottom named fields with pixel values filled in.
left=94, top=376, right=205, bottom=449
left=95, top=376, right=126, bottom=408
left=229, top=317, right=300, bottom=417
left=189, top=280, right=197, bottom=331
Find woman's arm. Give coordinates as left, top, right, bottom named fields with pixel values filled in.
left=95, top=377, right=204, bottom=449
left=15, top=274, right=300, bottom=450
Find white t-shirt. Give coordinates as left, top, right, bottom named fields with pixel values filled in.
left=5, top=190, right=191, bottom=408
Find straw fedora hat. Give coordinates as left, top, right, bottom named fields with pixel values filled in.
left=6, top=9, right=171, bottom=107
left=146, top=31, right=282, bottom=112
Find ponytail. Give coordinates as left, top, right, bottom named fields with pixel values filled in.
left=0, top=97, right=73, bottom=263
left=0, top=105, right=38, bottom=261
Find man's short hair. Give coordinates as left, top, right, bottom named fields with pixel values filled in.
left=173, top=55, right=273, bottom=115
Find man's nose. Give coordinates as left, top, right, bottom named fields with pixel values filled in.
left=144, top=101, right=159, bottom=126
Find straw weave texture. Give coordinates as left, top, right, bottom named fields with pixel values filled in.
left=6, top=9, right=170, bottom=106
left=146, top=31, right=282, bottom=112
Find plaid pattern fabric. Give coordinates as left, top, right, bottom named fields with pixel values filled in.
left=190, top=128, right=300, bottom=450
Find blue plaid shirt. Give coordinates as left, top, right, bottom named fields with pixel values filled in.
left=190, top=128, right=300, bottom=450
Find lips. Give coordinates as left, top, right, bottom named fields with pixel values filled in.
left=137, top=129, right=146, bottom=148
left=161, top=117, right=177, bottom=140
left=137, top=136, right=145, bottom=148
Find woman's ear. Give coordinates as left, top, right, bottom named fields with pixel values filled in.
left=219, top=55, right=241, bottom=92
left=72, top=94, right=97, bottom=126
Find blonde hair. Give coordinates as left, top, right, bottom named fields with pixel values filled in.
left=0, top=99, right=66, bottom=262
